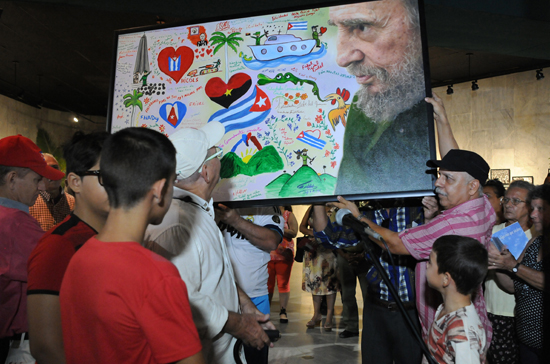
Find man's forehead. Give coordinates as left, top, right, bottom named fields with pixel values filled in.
left=506, top=187, right=528, bottom=198
left=329, top=0, right=400, bottom=23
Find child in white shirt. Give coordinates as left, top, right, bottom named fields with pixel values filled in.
left=426, top=235, right=488, bottom=364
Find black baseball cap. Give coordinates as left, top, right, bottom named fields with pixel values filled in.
left=427, top=149, right=490, bottom=184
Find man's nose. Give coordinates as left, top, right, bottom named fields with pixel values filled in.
left=336, top=34, right=364, bottom=68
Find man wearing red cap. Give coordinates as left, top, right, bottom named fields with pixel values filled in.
left=29, top=153, right=75, bottom=231
left=0, top=135, right=64, bottom=361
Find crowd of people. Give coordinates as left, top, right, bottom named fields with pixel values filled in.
left=1, top=125, right=548, bottom=364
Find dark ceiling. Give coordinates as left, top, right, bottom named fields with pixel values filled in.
left=1, top=0, right=549, bottom=118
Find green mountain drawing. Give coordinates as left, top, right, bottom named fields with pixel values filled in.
left=220, top=145, right=284, bottom=179
left=266, top=165, right=337, bottom=198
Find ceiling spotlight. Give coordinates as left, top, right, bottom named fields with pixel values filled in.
left=156, top=16, right=165, bottom=25
left=536, top=69, right=544, bottom=80
left=73, top=117, right=79, bottom=123
left=471, top=80, right=479, bottom=91
left=446, top=85, right=454, bottom=95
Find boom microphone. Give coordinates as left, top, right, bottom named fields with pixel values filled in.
left=335, top=208, right=382, bottom=241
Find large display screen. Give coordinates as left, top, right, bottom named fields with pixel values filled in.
left=108, top=0, right=436, bottom=206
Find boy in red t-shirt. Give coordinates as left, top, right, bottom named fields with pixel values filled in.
left=59, top=127, right=204, bottom=364
left=27, top=131, right=109, bottom=364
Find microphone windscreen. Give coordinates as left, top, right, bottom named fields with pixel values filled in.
left=335, top=208, right=352, bottom=226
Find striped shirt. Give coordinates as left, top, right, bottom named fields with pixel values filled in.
left=400, top=196, right=496, bottom=348
left=314, top=207, right=422, bottom=302
left=369, top=207, right=422, bottom=302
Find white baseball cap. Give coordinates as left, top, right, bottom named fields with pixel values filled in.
left=169, top=121, right=225, bottom=179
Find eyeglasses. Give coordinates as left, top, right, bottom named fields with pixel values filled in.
left=78, top=170, right=103, bottom=186
left=198, top=147, right=223, bottom=173
left=500, top=197, right=526, bottom=206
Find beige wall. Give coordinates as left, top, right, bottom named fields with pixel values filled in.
left=434, top=69, right=550, bottom=186
left=0, top=94, right=106, bottom=147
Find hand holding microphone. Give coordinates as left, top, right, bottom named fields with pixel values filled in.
left=335, top=208, right=382, bottom=241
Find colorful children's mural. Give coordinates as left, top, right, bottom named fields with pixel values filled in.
left=109, top=1, right=434, bottom=204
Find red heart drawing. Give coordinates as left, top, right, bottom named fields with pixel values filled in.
left=200, top=53, right=205, bottom=58
left=157, top=46, right=193, bottom=83
left=195, top=49, right=199, bottom=53
left=320, top=27, right=327, bottom=34
left=196, top=55, right=199, bottom=59
left=206, top=49, right=212, bottom=55
left=205, top=73, right=252, bottom=108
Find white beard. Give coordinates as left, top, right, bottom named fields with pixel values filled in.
left=347, top=41, right=426, bottom=123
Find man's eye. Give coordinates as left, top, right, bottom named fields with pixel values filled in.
left=352, top=23, right=370, bottom=34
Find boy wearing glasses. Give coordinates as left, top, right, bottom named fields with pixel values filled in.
left=60, top=127, right=203, bottom=364
left=27, top=131, right=109, bottom=364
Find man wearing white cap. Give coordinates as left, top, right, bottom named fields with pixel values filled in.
left=0, top=135, right=65, bottom=361
left=145, top=121, right=274, bottom=364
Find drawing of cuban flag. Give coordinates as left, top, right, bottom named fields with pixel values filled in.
left=287, top=21, right=308, bottom=31
left=296, top=130, right=326, bottom=149
left=169, top=56, right=181, bottom=72
left=208, top=86, right=271, bottom=133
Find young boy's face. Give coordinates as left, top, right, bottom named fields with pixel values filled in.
left=426, top=250, right=444, bottom=291
left=79, top=159, right=110, bottom=218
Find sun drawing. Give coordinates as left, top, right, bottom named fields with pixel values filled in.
left=240, top=148, right=256, bottom=164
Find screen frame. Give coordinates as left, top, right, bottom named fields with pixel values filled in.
left=106, top=0, right=437, bottom=207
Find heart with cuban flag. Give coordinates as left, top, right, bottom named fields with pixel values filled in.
left=159, top=102, right=187, bottom=128
left=157, top=46, right=194, bottom=83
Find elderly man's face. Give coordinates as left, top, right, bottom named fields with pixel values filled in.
left=14, top=169, right=46, bottom=206
left=502, top=187, right=530, bottom=225
left=329, top=0, right=424, bottom=122
left=330, top=0, right=416, bottom=94
left=434, top=170, right=472, bottom=210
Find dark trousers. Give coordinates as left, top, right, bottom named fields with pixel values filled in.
left=519, top=342, right=542, bottom=364
left=338, top=254, right=368, bottom=332
left=0, top=337, right=9, bottom=363
left=361, top=301, right=422, bottom=364
left=244, top=344, right=269, bottom=364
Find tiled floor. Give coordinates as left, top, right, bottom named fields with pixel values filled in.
left=268, top=261, right=363, bottom=364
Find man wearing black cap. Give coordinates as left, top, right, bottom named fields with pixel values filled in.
left=0, top=135, right=64, bottom=361
left=312, top=149, right=496, bottom=352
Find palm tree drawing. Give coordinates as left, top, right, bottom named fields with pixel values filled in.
left=209, top=31, right=243, bottom=81
left=123, top=89, right=143, bottom=126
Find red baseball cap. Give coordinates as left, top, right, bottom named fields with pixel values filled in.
left=0, top=135, right=65, bottom=181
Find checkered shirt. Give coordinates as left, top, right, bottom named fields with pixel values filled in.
left=29, top=190, right=75, bottom=231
